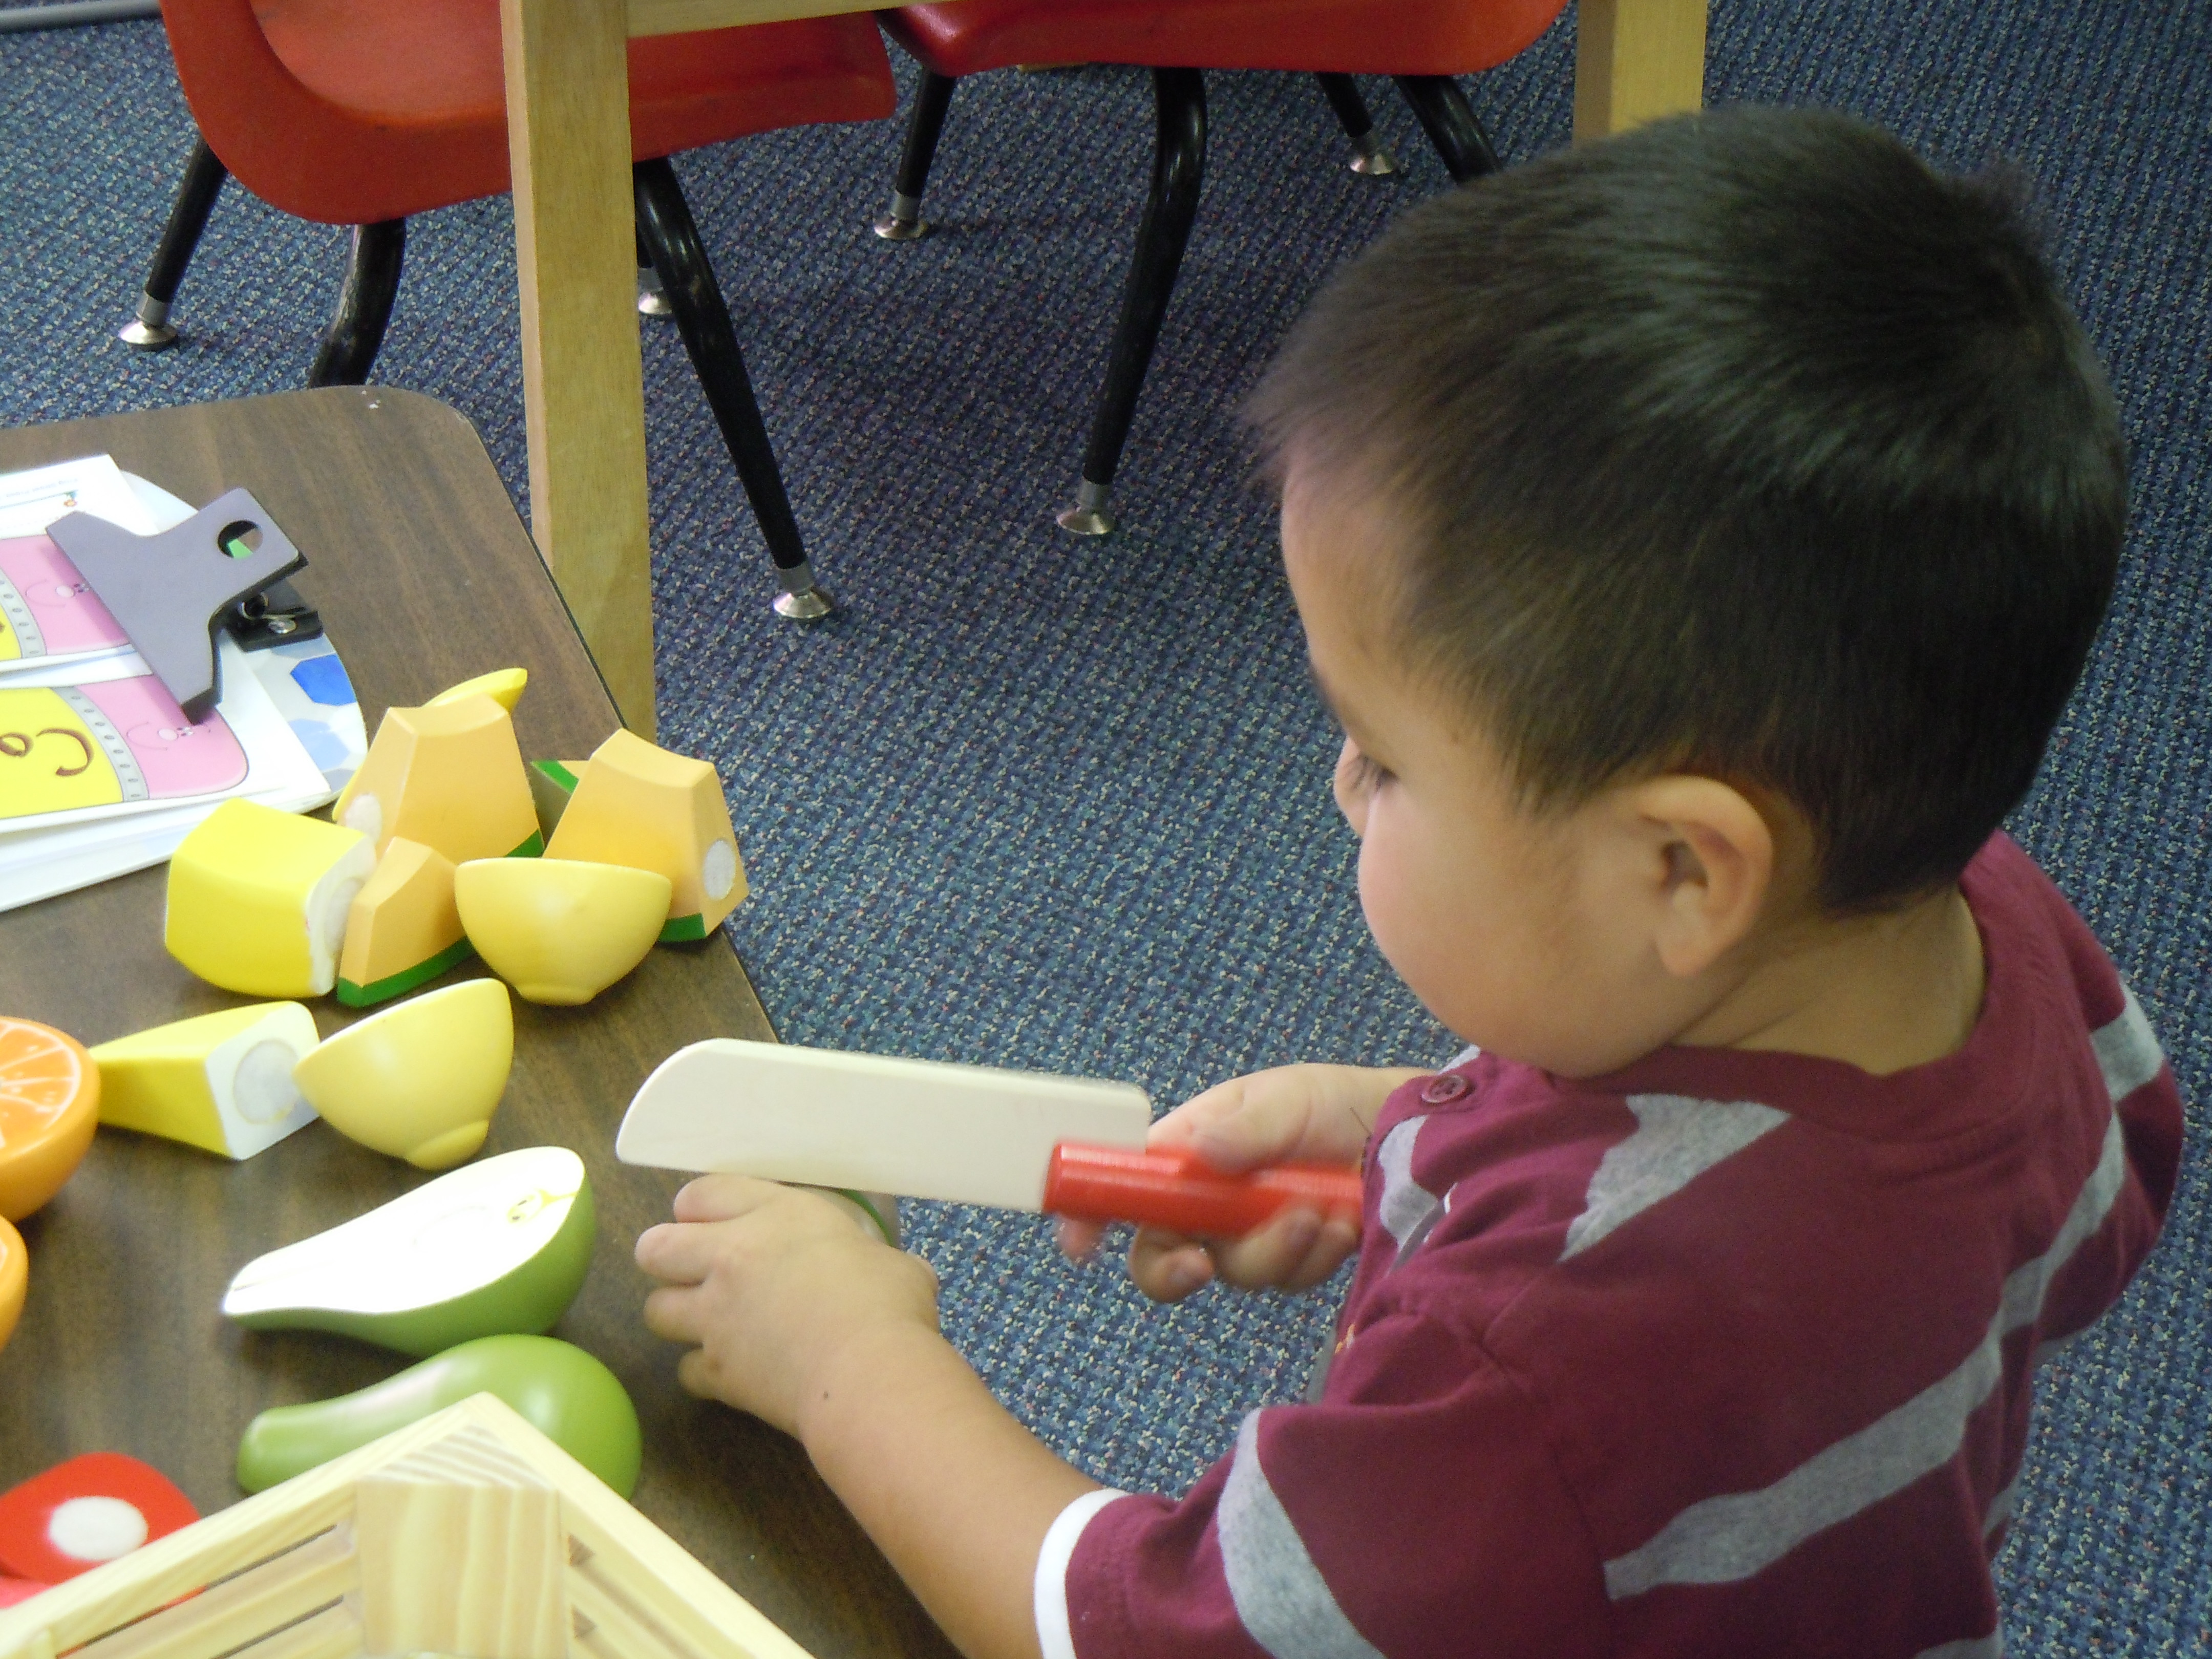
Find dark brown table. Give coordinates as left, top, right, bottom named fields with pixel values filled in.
left=0, top=389, right=954, bottom=1659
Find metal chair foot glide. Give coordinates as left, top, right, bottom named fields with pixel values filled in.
left=120, top=137, right=228, bottom=350
left=871, top=68, right=956, bottom=242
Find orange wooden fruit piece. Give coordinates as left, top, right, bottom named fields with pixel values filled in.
left=0, top=1018, right=100, bottom=1222
left=0, top=1216, right=24, bottom=1355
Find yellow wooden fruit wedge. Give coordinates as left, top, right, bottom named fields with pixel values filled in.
left=165, top=801, right=376, bottom=998
left=543, top=730, right=746, bottom=942
left=335, top=839, right=473, bottom=1008
left=426, top=667, right=526, bottom=712
left=331, top=694, right=542, bottom=865
left=292, top=979, right=513, bottom=1170
left=454, top=858, right=670, bottom=1006
left=91, top=1003, right=321, bottom=1160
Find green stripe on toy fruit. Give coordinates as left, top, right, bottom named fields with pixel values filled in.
left=236, top=1334, right=641, bottom=1496
left=221, top=1147, right=595, bottom=1356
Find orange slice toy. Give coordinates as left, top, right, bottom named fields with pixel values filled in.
left=0, top=1017, right=100, bottom=1222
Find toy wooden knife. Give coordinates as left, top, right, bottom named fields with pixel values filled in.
left=614, top=1039, right=1364, bottom=1237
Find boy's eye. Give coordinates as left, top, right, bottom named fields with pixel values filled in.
left=1346, top=748, right=1392, bottom=791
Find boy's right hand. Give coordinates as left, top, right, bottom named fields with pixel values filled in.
left=1059, top=1063, right=1422, bottom=1303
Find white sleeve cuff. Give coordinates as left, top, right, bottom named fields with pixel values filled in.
left=1034, top=1487, right=1126, bottom=1659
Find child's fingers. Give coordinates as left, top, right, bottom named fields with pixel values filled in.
left=642, top=1283, right=701, bottom=1345
left=673, top=1346, right=725, bottom=1402
left=635, top=1219, right=722, bottom=1283
left=672, top=1173, right=788, bottom=1224
left=1127, top=1228, right=1217, bottom=1302
left=1208, top=1204, right=1326, bottom=1290
left=1277, top=1212, right=1363, bottom=1292
left=1057, top=1217, right=1109, bottom=1260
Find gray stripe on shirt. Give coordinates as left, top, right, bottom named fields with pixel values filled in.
left=1376, top=1117, right=1440, bottom=1260
left=1561, top=1095, right=1788, bottom=1261
left=1219, top=1411, right=1385, bottom=1659
left=2091, top=985, right=2163, bottom=1104
left=1604, top=1112, right=2126, bottom=1599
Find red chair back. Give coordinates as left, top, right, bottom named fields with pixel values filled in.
left=158, top=0, right=894, bottom=225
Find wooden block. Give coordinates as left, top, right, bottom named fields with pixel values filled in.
left=501, top=0, right=657, bottom=734
left=354, top=1426, right=568, bottom=1659
left=1573, top=0, right=1707, bottom=141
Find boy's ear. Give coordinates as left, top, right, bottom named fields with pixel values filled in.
left=1618, top=776, right=1776, bottom=979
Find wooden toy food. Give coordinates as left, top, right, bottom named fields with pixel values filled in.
left=221, top=1147, right=595, bottom=1355
left=334, top=838, right=472, bottom=1008
left=290, top=979, right=511, bottom=1169
left=453, top=859, right=670, bottom=1006
left=332, top=694, right=542, bottom=864
left=0, top=1455, right=197, bottom=1585
left=235, top=1335, right=642, bottom=1496
left=0, top=1217, right=23, bottom=1355
left=544, top=730, right=746, bottom=942
left=425, top=667, right=526, bottom=712
left=89, top=1004, right=320, bottom=1160
left=164, top=801, right=376, bottom=998
left=0, top=1018, right=99, bottom=1221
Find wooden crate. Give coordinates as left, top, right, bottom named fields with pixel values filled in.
left=0, top=1396, right=814, bottom=1659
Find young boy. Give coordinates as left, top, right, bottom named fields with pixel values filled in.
left=634, top=107, right=2183, bottom=1658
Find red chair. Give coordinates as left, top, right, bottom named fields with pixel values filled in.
left=867, top=1, right=1568, bottom=535
left=118, top=0, right=896, bottom=618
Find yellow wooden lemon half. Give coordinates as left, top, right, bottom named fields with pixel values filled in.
left=292, top=979, right=513, bottom=1170
left=454, top=858, right=671, bottom=1006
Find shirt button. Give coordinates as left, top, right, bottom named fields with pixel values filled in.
left=1420, top=1073, right=1470, bottom=1104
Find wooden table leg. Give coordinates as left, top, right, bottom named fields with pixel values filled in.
left=1573, top=0, right=1708, bottom=141
left=500, top=0, right=657, bottom=737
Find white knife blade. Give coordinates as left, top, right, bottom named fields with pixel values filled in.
left=614, top=1038, right=1153, bottom=1210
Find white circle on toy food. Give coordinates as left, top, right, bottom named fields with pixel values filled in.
left=47, top=1497, right=148, bottom=1562
left=341, top=793, right=383, bottom=842
left=702, top=840, right=737, bottom=902
left=232, top=1040, right=305, bottom=1125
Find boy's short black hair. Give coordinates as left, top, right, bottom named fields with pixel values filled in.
left=1250, top=105, right=2126, bottom=913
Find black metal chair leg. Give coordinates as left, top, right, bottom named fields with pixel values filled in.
left=119, top=136, right=228, bottom=349
left=307, top=220, right=405, bottom=387
left=873, top=68, right=958, bottom=242
left=633, top=157, right=830, bottom=622
left=1058, top=67, right=1206, bottom=538
left=637, top=231, right=673, bottom=317
left=1313, top=72, right=1397, bottom=177
left=1393, top=74, right=1501, bottom=183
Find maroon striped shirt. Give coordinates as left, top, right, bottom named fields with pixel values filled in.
left=1046, top=834, right=2182, bottom=1659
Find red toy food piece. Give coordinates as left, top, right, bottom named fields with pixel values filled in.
left=0, top=1454, right=198, bottom=1583
left=1044, top=1144, right=1365, bottom=1238
left=0, top=1576, right=44, bottom=1608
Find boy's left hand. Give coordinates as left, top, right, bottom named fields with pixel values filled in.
left=636, top=1177, right=942, bottom=1439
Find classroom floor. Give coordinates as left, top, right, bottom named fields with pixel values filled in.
left=2, top=0, right=2206, bottom=1650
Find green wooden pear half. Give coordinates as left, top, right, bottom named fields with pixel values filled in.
left=236, top=1334, right=641, bottom=1495
left=220, top=1146, right=595, bottom=1356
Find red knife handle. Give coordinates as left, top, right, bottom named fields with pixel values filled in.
left=1044, top=1144, right=1365, bottom=1237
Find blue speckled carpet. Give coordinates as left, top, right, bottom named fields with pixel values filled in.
left=1, top=0, right=2204, bottom=1649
